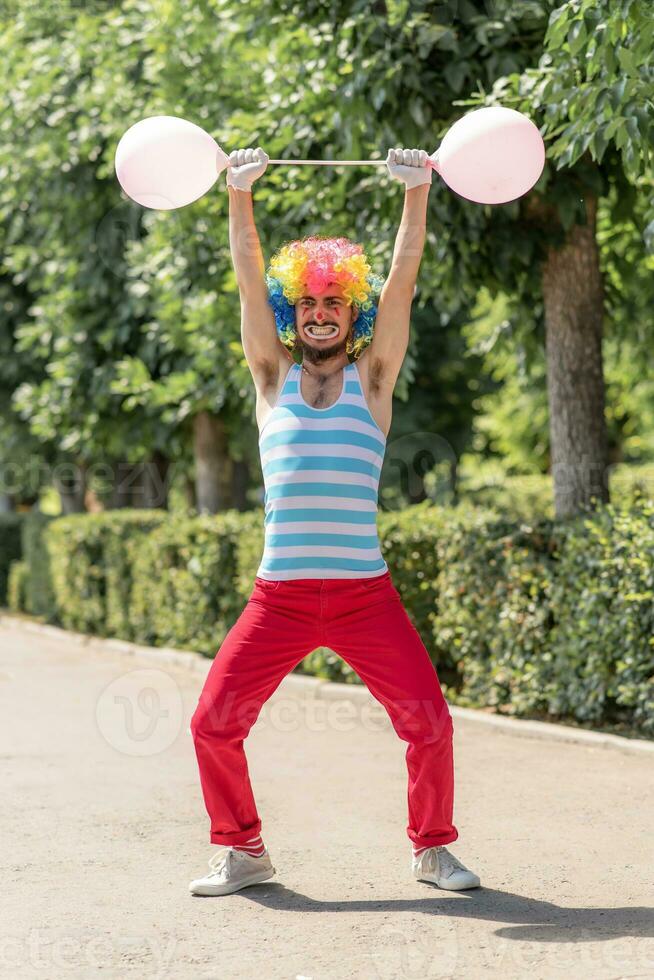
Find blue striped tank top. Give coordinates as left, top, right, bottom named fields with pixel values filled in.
left=256, top=359, right=388, bottom=581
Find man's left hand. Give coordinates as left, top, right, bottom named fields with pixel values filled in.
left=386, top=148, right=432, bottom=189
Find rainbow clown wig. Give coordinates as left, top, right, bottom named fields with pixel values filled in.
left=265, top=236, right=385, bottom=359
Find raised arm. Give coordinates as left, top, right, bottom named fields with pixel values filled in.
left=227, top=148, right=289, bottom=381
left=363, top=149, right=432, bottom=385
left=228, top=185, right=267, bottom=293
left=387, top=182, right=429, bottom=289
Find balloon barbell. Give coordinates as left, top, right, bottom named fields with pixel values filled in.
left=114, top=106, right=545, bottom=210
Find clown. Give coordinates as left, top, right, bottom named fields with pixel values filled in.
left=189, top=145, right=481, bottom=898
left=265, top=234, right=384, bottom=362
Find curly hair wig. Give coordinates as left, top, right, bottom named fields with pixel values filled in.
left=265, top=235, right=385, bottom=359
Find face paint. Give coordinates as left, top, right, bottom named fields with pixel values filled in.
left=265, top=235, right=386, bottom=359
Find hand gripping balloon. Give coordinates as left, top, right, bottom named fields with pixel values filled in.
left=115, top=107, right=544, bottom=210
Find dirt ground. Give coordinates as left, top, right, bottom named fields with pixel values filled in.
left=1, top=619, right=653, bottom=980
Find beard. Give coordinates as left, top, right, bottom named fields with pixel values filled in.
left=294, top=315, right=354, bottom=364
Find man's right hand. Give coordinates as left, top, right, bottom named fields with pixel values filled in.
left=226, top=147, right=269, bottom=192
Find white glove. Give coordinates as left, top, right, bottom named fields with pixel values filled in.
left=386, top=147, right=432, bottom=189
left=226, top=147, right=269, bottom=192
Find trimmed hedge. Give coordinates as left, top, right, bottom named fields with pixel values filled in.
left=126, top=510, right=250, bottom=654
left=46, top=510, right=167, bottom=638
left=44, top=509, right=261, bottom=655
left=22, top=512, right=57, bottom=620
left=546, top=504, right=654, bottom=732
left=4, top=495, right=653, bottom=736
left=7, top=560, right=28, bottom=613
left=431, top=501, right=654, bottom=734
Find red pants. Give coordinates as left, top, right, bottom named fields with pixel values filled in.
left=190, top=570, right=458, bottom=850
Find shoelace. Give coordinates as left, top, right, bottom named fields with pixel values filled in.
left=416, top=846, right=468, bottom=879
left=206, top=846, right=237, bottom=880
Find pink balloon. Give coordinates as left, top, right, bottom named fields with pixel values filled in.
left=429, top=106, right=545, bottom=205
left=115, top=115, right=229, bottom=210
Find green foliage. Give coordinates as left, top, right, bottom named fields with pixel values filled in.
left=597, top=187, right=654, bottom=351
left=44, top=510, right=166, bottom=636
left=47, top=514, right=118, bottom=634
left=541, top=0, right=653, bottom=183
left=453, top=0, right=654, bottom=352
left=377, top=501, right=447, bottom=646
left=126, top=511, right=246, bottom=654
left=457, top=467, right=555, bottom=520
left=430, top=498, right=654, bottom=736
left=0, top=513, right=23, bottom=604
left=21, top=512, right=57, bottom=620
left=42, top=506, right=251, bottom=653
left=464, top=294, right=552, bottom=473
left=433, top=510, right=559, bottom=710
left=463, top=301, right=654, bottom=477
left=0, top=0, right=244, bottom=488
left=7, top=560, right=28, bottom=613
left=22, top=488, right=654, bottom=735
left=546, top=501, right=654, bottom=731
left=455, top=461, right=654, bottom=520
left=102, top=511, right=169, bottom=640
left=609, top=463, right=654, bottom=507
left=1, top=0, right=652, bottom=508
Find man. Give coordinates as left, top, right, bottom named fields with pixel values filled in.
left=189, top=147, right=481, bottom=896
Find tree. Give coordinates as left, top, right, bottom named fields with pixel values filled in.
left=0, top=0, right=256, bottom=513
left=467, top=0, right=654, bottom=516
left=3, top=0, right=651, bottom=519
left=237, top=0, right=654, bottom=517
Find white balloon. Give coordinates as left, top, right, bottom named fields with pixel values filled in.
left=429, top=106, right=545, bottom=205
left=115, top=115, right=229, bottom=210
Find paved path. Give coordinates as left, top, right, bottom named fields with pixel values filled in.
left=1, top=621, right=653, bottom=980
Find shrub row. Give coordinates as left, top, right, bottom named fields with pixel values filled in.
left=3, top=498, right=653, bottom=735
left=431, top=502, right=654, bottom=734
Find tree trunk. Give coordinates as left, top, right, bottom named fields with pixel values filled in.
left=231, top=458, right=250, bottom=511
left=138, top=451, right=171, bottom=509
left=106, top=461, right=139, bottom=509
left=84, top=487, right=105, bottom=513
left=449, top=456, right=459, bottom=505
left=120, top=457, right=170, bottom=509
left=184, top=474, right=197, bottom=511
left=541, top=194, right=610, bottom=518
left=192, top=411, right=233, bottom=514
left=54, top=460, right=87, bottom=514
left=0, top=493, right=15, bottom=513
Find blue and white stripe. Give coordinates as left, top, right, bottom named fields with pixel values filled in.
left=256, top=360, right=388, bottom=580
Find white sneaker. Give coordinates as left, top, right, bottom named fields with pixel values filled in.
left=189, top=846, right=276, bottom=896
left=412, top=845, right=481, bottom=890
